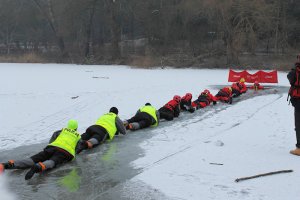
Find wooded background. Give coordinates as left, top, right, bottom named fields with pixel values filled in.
left=0, top=0, right=299, bottom=69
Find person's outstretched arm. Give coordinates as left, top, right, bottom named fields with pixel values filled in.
left=116, top=116, right=127, bottom=135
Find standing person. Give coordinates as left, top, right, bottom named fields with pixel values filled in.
left=0, top=120, right=81, bottom=180
left=287, top=58, right=300, bottom=156
left=192, top=89, right=217, bottom=109
left=124, top=103, right=159, bottom=130
left=180, top=93, right=195, bottom=113
left=159, top=95, right=181, bottom=121
left=77, top=107, right=126, bottom=153
left=215, top=86, right=233, bottom=104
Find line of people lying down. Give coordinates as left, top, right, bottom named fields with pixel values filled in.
left=0, top=78, right=262, bottom=180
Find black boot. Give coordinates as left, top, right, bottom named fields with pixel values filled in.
left=25, top=163, right=43, bottom=180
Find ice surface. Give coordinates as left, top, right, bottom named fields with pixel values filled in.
left=0, top=63, right=297, bottom=200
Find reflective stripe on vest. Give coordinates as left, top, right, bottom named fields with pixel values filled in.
left=139, top=105, right=158, bottom=127
left=49, top=128, right=81, bottom=157
left=95, top=112, right=117, bottom=140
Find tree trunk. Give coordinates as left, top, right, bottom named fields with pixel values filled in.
left=84, top=0, right=98, bottom=59
left=106, top=0, right=121, bottom=59
left=32, top=0, right=69, bottom=61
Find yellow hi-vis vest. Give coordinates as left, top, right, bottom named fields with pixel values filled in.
left=49, top=128, right=81, bottom=157
left=139, top=105, right=158, bottom=127
left=95, top=112, right=117, bottom=140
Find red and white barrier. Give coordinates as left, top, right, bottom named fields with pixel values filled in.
left=228, top=69, right=278, bottom=83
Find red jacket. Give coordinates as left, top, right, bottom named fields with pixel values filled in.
left=192, top=93, right=217, bottom=108
left=221, top=87, right=232, bottom=96
left=164, top=100, right=179, bottom=111
left=201, top=93, right=217, bottom=103
left=215, top=87, right=233, bottom=103
left=231, top=82, right=242, bottom=92
left=181, top=94, right=192, bottom=102
left=239, top=82, right=247, bottom=93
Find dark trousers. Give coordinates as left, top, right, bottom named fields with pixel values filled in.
left=127, top=112, right=152, bottom=129
left=31, top=146, right=73, bottom=166
left=232, top=89, right=241, bottom=97
left=81, top=125, right=108, bottom=144
left=159, top=107, right=174, bottom=121
left=295, top=108, right=300, bottom=148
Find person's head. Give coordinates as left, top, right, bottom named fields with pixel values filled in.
left=240, top=78, right=245, bottom=83
left=67, top=119, right=78, bottom=130
left=173, top=95, right=181, bottom=103
left=203, top=89, right=210, bottom=94
left=295, top=62, right=300, bottom=68
left=145, top=102, right=151, bottom=106
left=254, top=80, right=259, bottom=85
left=185, top=93, right=192, bottom=99
left=227, top=87, right=232, bottom=92
left=109, top=107, right=118, bottom=115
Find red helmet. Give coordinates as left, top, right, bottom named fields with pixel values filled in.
left=173, top=95, right=181, bottom=103
left=203, top=89, right=210, bottom=94
left=201, top=89, right=210, bottom=95
left=185, top=93, right=192, bottom=99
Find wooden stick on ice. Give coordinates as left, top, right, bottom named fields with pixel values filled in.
left=235, top=170, right=293, bottom=182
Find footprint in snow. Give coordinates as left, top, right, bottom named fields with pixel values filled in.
left=215, top=140, right=224, bottom=146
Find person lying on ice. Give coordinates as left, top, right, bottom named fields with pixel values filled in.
left=191, top=89, right=217, bottom=109
left=159, top=95, right=181, bottom=121
left=180, top=93, right=195, bottom=113
left=215, top=86, right=233, bottom=104
left=231, top=81, right=243, bottom=97
left=76, top=107, right=126, bottom=153
left=250, top=81, right=264, bottom=90
left=123, top=103, right=159, bottom=130
left=0, top=120, right=81, bottom=180
left=238, top=78, right=248, bottom=93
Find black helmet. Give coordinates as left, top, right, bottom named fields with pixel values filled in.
left=109, top=107, right=118, bottom=114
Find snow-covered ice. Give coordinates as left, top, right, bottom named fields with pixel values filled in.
left=0, top=63, right=298, bottom=200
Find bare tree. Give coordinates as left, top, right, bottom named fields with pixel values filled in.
left=0, top=0, right=25, bottom=54
left=32, top=0, right=70, bottom=60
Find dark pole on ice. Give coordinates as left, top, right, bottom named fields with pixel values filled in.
left=235, top=170, right=293, bottom=182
